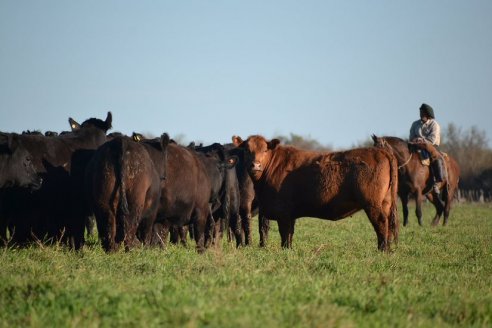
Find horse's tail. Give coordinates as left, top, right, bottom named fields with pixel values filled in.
left=387, top=150, right=400, bottom=245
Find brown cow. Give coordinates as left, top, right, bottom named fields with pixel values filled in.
left=232, top=135, right=399, bottom=251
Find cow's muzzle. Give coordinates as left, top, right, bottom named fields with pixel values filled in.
left=251, top=161, right=263, bottom=172
left=29, top=176, right=43, bottom=191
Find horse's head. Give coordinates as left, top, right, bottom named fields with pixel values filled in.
left=371, top=134, right=388, bottom=149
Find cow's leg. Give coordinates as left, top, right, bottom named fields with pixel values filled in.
left=70, top=215, right=86, bottom=251
left=415, top=191, right=424, bottom=226
left=137, top=214, right=156, bottom=246
left=240, top=206, right=252, bottom=246
left=278, top=219, right=295, bottom=249
left=229, top=212, right=243, bottom=248
left=95, top=209, right=117, bottom=253
left=259, top=211, right=270, bottom=247
left=194, top=210, right=208, bottom=254
left=85, top=216, right=96, bottom=236
left=204, top=213, right=215, bottom=248
left=288, top=219, right=296, bottom=248
left=151, top=221, right=170, bottom=248
left=0, top=216, right=8, bottom=247
left=123, top=208, right=141, bottom=252
left=178, top=226, right=188, bottom=246
left=364, top=206, right=389, bottom=251
left=169, top=225, right=180, bottom=244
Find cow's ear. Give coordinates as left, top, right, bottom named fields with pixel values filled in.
left=371, top=134, right=377, bottom=143
left=68, top=118, right=81, bottom=131
left=105, top=112, right=113, bottom=130
left=187, top=141, right=196, bottom=149
left=226, top=155, right=238, bottom=169
left=132, top=132, right=143, bottom=142
left=232, top=135, right=243, bottom=147
left=268, top=139, right=280, bottom=150
left=0, top=132, right=8, bottom=145
left=160, top=133, right=170, bottom=150
left=6, top=134, right=19, bottom=152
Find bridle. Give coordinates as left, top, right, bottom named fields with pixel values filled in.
left=378, top=138, right=412, bottom=170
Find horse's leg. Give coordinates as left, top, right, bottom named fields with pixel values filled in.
left=427, top=192, right=444, bottom=226
left=415, top=191, right=424, bottom=226
left=400, top=192, right=410, bottom=227
left=442, top=185, right=452, bottom=226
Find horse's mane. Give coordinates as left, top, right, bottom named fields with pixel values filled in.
left=382, top=136, right=407, bottom=145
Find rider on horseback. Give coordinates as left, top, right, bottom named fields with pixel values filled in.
left=409, top=103, right=446, bottom=195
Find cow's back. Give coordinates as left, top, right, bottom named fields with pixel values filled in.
left=259, top=147, right=395, bottom=220
left=156, top=144, right=211, bottom=226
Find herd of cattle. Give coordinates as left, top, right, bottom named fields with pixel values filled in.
left=0, top=112, right=460, bottom=253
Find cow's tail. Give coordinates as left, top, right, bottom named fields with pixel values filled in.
left=115, top=138, right=130, bottom=244
left=388, top=150, right=399, bottom=245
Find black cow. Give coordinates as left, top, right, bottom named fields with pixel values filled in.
left=0, top=133, right=42, bottom=190
left=133, top=137, right=236, bottom=253
left=224, top=143, right=270, bottom=247
left=193, top=143, right=242, bottom=248
left=1, top=113, right=112, bottom=248
left=86, top=135, right=168, bottom=252
left=0, top=133, right=43, bottom=245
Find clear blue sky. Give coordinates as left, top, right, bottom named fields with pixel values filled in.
left=1, top=1, right=491, bottom=149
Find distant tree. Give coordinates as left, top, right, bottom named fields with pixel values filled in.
left=275, top=133, right=332, bottom=151
left=441, top=123, right=492, bottom=190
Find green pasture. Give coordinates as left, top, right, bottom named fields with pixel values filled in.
left=0, top=203, right=491, bottom=327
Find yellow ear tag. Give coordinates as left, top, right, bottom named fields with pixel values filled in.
left=71, top=124, right=77, bottom=129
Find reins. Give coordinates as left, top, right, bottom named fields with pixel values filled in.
left=398, top=153, right=413, bottom=170
left=380, top=138, right=412, bottom=170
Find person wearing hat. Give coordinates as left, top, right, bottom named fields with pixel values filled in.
left=410, top=103, right=446, bottom=195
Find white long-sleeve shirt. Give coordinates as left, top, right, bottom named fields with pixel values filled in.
left=409, top=118, right=441, bottom=146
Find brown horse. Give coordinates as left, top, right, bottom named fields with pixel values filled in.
left=372, top=135, right=460, bottom=226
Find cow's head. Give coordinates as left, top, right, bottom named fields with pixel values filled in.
left=196, top=143, right=238, bottom=172
left=0, top=133, right=42, bottom=190
left=69, top=111, right=113, bottom=133
left=232, top=135, right=279, bottom=181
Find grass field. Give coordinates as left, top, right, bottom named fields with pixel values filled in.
left=0, top=203, right=491, bottom=327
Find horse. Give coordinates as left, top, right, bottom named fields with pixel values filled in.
left=372, top=135, right=460, bottom=226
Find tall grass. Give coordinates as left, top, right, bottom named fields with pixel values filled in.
left=0, top=203, right=491, bottom=327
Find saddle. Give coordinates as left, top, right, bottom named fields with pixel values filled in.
left=409, top=141, right=447, bottom=166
